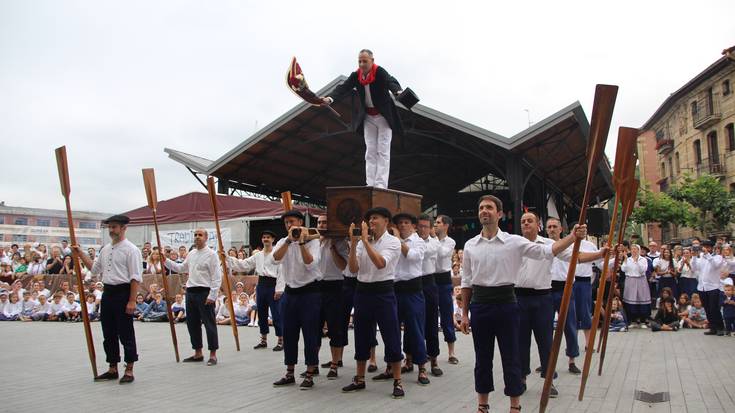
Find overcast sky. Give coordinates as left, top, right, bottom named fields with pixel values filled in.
left=1, top=1, right=733, bottom=214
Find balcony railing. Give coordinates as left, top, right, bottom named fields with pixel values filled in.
left=655, top=138, right=674, bottom=155
left=693, top=96, right=722, bottom=130
left=696, top=155, right=727, bottom=177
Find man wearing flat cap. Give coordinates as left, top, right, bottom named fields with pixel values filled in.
left=74, top=214, right=142, bottom=384
left=342, top=207, right=405, bottom=399
left=270, top=210, right=323, bottom=390
left=229, top=230, right=286, bottom=351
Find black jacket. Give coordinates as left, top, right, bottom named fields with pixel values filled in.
left=329, top=66, right=403, bottom=136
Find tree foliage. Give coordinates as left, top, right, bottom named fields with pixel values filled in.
left=668, top=173, right=735, bottom=233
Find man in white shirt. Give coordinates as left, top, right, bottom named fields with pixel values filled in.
left=373, top=213, right=430, bottom=386
left=74, top=214, right=142, bottom=384
left=270, top=210, right=323, bottom=390
left=572, top=235, right=604, bottom=346
left=417, top=214, right=443, bottom=376
left=459, top=195, right=586, bottom=413
left=165, top=228, right=222, bottom=365
left=692, top=239, right=726, bottom=335
left=434, top=214, right=458, bottom=364
left=341, top=207, right=405, bottom=399
left=229, top=230, right=285, bottom=351
left=315, top=215, right=349, bottom=379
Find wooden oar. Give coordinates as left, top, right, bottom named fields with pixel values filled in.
left=142, top=168, right=180, bottom=363
left=206, top=176, right=240, bottom=351
left=577, top=127, right=637, bottom=400
left=54, top=146, right=98, bottom=378
left=281, top=191, right=293, bottom=212
left=539, top=84, right=618, bottom=413
left=598, top=178, right=638, bottom=375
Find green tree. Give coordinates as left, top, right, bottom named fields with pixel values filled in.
left=669, top=173, right=735, bottom=233
left=630, top=187, right=694, bottom=231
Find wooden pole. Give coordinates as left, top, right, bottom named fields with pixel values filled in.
left=598, top=178, right=638, bottom=375
left=281, top=191, right=293, bottom=211
left=54, top=146, right=98, bottom=378
left=578, top=127, right=637, bottom=399
left=142, top=168, right=180, bottom=363
left=539, top=85, right=618, bottom=413
left=207, top=176, right=240, bottom=351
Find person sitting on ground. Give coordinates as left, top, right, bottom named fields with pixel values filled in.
left=141, top=292, right=168, bottom=322
left=65, top=292, right=82, bottom=322
left=92, top=282, right=103, bottom=305
left=0, top=291, right=22, bottom=321
left=171, top=294, right=186, bottom=323
left=29, top=294, right=50, bottom=321
left=0, top=290, right=8, bottom=314
left=18, top=290, right=36, bottom=321
left=37, top=280, right=50, bottom=298
left=676, top=294, right=690, bottom=319
left=656, top=287, right=674, bottom=310
left=453, top=293, right=463, bottom=330
left=216, top=296, right=232, bottom=325
left=85, top=294, right=99, bottom=321
left=233, top=293, right=251, bottom=326
left=682, top=293, right=708, bottom=329
left=134, top=293, right=148, bottom=320
left=609, top=296, right=628, bottom=332
left=247, top=292, right=258, bottom=327
left=46, top=292, right=68, bottom=321
left=651, top=297, right=679, bottom=332
left=144, top=283, right=159, bottom=304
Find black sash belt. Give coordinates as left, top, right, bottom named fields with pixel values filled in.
left=434, top=271, right=452, bottom=285
left=285, top=280, right=320, bottom=295
left=551, top=280, right=567, bottom=291
left=320, top=279, right=344, bottom=292
left=514, top=287, right=551, bottom=297
left=471, top=284, right=516, bottom=304
left=258, top=276, right=277, bottom=287
left=356, top=280, right=394, bottom=294
left=394, top=277, right=423, bottom=294
left=574, top=276, right=591, bottom=283
left=421, top=273, right=436, bottom=287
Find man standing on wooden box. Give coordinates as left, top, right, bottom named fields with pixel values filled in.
left=322, top=49, right=403, bottom=189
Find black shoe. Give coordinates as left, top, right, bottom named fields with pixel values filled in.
left=704, top=330, right=718, bottom=336
left=299, top=376, right=314, bottom=390
left=342, top=377, right=366, bottom=393
left=183, top=355, right=204, bottom=362
left=253, top=341, right=268, bottom=349
left=430, top=366, right=443, bottom=377
left=717, top=330, right=726, bottom=336
left=448, top=356, right=459, bottom=365
left=392, top=379, right=405, bottom=399
left=417, top=368, right=430, bottom=386
left=207, top=358, right=217, bottom=366
left=322, top=360, right=343, bottom=368
left=550, top=384, right=559, bottom=398
left=273, top=375, right=295, bottom=387
left=367, top=364, right=378, bottom=373
left=327, top=368, right=339, bottom=380
left=119, top=374, right=134, bottom=384
left=272, top=344, right=283, bottom=352
left=372, top=371, right=393, bottom=381
left=300, top=368, right=319, bottom=378
left=94, top=371, right=119, bottom=381
left=568, top=363, right=581, bottom=374
left=400, top=364, right=414, bottom=373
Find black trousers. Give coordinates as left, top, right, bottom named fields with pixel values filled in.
left=101, top=284, right=138, bottom=364
left=702, top=289, right=724, bottom=331
left=186, top=287, right=219, bottom=351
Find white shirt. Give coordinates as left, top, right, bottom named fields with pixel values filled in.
left=354, top=232, right=402, bottom=283
left=435, top=236, right=456, bottom=273
left=165, top=246, right=223, bottom=301
left=3, top=300, right=22, bottom=317
left=27, top=262, right=45, bottom=276
left=516, top=235, right=571, bottom=290
left=420, top=236, right=440, bottom=275
left=575, top=240, right=600, bottom=278
left=676, top=258, right=694, bottom=279
left=461, top=229, right=554, bottom=289
left=32, top=301, right=50, bottom=314
left=66, top=299, right=81, bottom=312
left=621, top=256, right=648, bottom=278
left=38, top=288, right=50, bottom=298
left=319, top=239, right=348, bottom=281
left=90, top=239, right=143, bottom=285
left=48, top=301, right=68, bottom=315
left=270, top=238, right=322, bottom=288
left=394, top=232, right=426, bottom=282
left=692, top=253, right=724, bottom=292
left=653, top=257, right=673, bottom=277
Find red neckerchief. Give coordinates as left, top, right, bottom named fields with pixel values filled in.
left=357, top=64, right=379, bottom=86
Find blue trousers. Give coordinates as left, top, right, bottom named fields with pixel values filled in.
left=319, top=281, right=345, bottom=348
left=517, top=294, right=553, bottom=377
left=437, top=282, right=457, bottom=343
left=353, top=290, right=403, bottom=363
left=469, top=301, right=524, bottom=396
left=397, top=290, right=428, bottom=365
left=573, top=280, right=592, bottom=330
left=423, top=280, right=440, bottom=358
left=282, top=291, right=321, bottom=366
left=551, top=289, right=580, bottom=358
left=256, top=283, right=282, bottom=337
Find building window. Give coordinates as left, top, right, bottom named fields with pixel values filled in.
left=691, top=101, right=698, bottom=117
left=724, top=79, right=732, bottom=96
left=14, top=217, right=28, bottom=225
left=0, top=217, right=4, bottom=224
left=79, top=221, right=97, bottom=229
left=675, top=152, right=680, bottom=174
left=660, top=162, right=666, bottom=178
left=668, top=157, right=674, bottom=179
left=12, top=234, right=27, bottom=242
left=694, top=140, right=702, bottom=165
left=726, top=123, right=735, bottom=151
left=36, top=218, right=50, bottom=227
left=58, top=219, right=68, bottom=228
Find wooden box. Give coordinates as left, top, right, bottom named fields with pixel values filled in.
left=325, top=186, right=423, bottom=238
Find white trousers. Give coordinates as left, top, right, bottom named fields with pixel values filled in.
left=363, top=114, right=392, bottom=188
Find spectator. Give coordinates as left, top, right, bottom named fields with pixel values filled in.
left=141, top=292, right=168, bottom=322
left=11, top=252, right=23, bottom=273
left=453, top=293, right=463, bottom=331
left=167, top=252, right=179, bottom=274
left=656, top=287, right=674, bottom=310
left=1, top=292, right=22, bottom=321
left=722, top=284, right=735, bottom=335
left=87, top=247, right=96, bottom=260
left=10, top=280, right=25, bottom=301
left=60, top=240, right=72, bottom=256
left=609, top=296, right=627, bottom=332
left=682, top=293, right=708, bottom=329
left=676, top=248, right=696, bottom=299
left=133, top=293, right=148, bottom=319
left=247, top=292, right=257, bottom=327
left=46, top=247, right=64, bottom=274
left=0, top=290, right=8, bottom=314
left=653, top=248, right=677, bottom=299
left=29, top=294, right=50, bottom=321
left=46, top=293, right=68, bottom=321
left=216, top=296, right=231, bottom=325
left=85, top=294, right=99, bottom=321
left=651, top=298, right=679, bottom=332
left=27, top=253, right=46, bottom=276
left=37, top=280, right=50, bottom=298
left=144, top=283, right=159, bottom=304
left=0, top=262, right=12, bottom=281
left=677, top=294, right=691, bottom=319
left=14, top=257, right=28, bottom=276
left=177, top=245, right=188, bottom=261
left=58, top=255, right=74, bottom=275
left=145, top=251, right=163, bottom=275
left=18, top=291, right=36, bottom=321
left=65, top=292, right=81, bottom=322
left=171, top=294, right=186, bottom=323
left=233, top=293, right=250, bottom=326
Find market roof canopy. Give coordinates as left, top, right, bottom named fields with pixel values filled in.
left=165, top=76, right=613, bottom=209
left=123, top=192, right=323, bottom=225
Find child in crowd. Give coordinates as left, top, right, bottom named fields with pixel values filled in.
left=453, top=293, right=463, bottom=330
left=656, top=287, right=674, bottom=310
left=47, top=293, right=68, bottom=321
left=722, top=284, right=735, bottom=336
left=18, top=291, right=36, bottom=321
left=609, top=296, right=628, bottom=332
left=29, top=294, right=50, bottom=321
left=171, top=294, right=186, bottom=323
left=141, top=292, right=168, bottom=322
left=134, top=293, right=148, bottom=319
left=0, top=290, right=8, bottom=314
left=234, top=293, right=250, bottom=326
left=677, top=294, right=691, bottom=323
left=247, top=292, right=257, bottom=327
left=65, top=292, right=81, bottom=322
left=216, top=296, right=232, bottom=325
left=85, top=294, right=99, bottom=321
left=1, top=292, right=22, bottom=321
left=682, top=293, right=708, bottom=329
left=651, top=297, right=679, bottom=332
